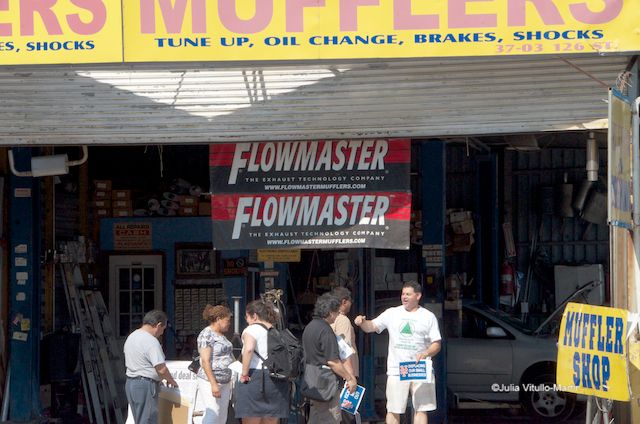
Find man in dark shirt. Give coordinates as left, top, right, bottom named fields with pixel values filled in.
left=302, top=293, right=357, bottom=424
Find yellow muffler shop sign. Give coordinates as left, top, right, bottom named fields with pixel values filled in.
left=122, top=0, right=640, bottom=62
left=557, top=303, right=630, bottom=401
left=2, top=0, right=640, bottom=65
left=0, top=0, right=123, bottom=64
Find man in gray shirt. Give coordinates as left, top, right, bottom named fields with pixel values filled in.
left=124, top=310, right=178, bottom=423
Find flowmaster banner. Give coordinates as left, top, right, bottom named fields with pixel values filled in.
left=210, top=139, right=411, bottom=249
left=210, top=140, right=409, bottom=193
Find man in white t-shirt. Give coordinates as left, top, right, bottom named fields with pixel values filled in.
left=124, top=310, right=178, bottom=423
left=354, top=281, right=441, bottom=424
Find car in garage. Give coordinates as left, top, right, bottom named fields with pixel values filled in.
left=446, top=281, right=600, bottom=422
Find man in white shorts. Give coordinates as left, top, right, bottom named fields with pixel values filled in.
left=354, top=281, right=441, bottom=424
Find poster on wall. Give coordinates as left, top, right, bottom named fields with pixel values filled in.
left=113, top=222, right=152, bottom=250
left=607, top=89, right=633, bottom=229
left=210, top=139, right=411, bottom=250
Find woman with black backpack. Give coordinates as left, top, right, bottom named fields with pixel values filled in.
left=235, top=300, right=290, bottom=424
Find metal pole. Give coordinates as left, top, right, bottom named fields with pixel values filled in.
left=231, top=296, right=243, bottom=360
left=1, top=367, right=9, bottom=420
left=585, top=395, right=593, bottom=424
left=232, top=296, right=242, bottom=334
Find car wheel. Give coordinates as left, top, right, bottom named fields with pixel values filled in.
left=520, top=373, right=576, bottom=422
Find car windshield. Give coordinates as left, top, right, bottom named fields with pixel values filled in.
left=471, top=303, right=535, bottom=335
left=470, top=281, right=605, bottom=337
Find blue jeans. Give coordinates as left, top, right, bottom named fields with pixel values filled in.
left=125, top=377, right=159, bottom=424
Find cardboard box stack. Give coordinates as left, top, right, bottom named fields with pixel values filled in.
left=92, top=180, right=112, bottom=219
left=198, top=194, right=211, bottom=216
left=444, top=273, right=465, bottom=310
left=112, top=189, right=133, bottom=217
left=178, top=194, right=198, bottom=216
left=91, top=177, right=211, bottom=218
left=446, top=209, right=475, bottom=253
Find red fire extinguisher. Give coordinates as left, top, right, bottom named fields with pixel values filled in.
left=500, top=261, right=515, bottom=296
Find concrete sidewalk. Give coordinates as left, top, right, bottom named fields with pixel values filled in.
left=448, top=406, right=585, bottom=423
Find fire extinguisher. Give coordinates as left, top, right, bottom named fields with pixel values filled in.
left=500, top=261, right=515, bottom=297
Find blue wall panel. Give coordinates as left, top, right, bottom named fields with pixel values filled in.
left=99, top=217, right=246, bottom=355
left=421, top=141, right=447, bottom=424
left=8, top=148, right=41, bottom=421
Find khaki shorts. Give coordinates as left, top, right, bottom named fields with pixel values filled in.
left=385, top=375, right=437, bottom=414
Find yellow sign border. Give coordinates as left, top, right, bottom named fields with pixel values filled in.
left=2, top=1, right=640, bottom=65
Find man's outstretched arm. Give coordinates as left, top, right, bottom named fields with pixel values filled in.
left=354, top=315, right=378, bottom=333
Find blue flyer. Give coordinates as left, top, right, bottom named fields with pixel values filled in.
left=339, top=384, right=366, bottom=415
left=399, top=360, right=433, bottom=382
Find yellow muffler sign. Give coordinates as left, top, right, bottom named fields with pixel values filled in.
left=0, top=0, right=122, bottom=64
left=557, top=303, right=630, bottom=401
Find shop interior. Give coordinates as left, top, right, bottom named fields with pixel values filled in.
left=1, top=131, right=610, bottom=422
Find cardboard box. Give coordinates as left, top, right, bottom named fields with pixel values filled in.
left=198, top=202, right=211, bottom=216
left=180, top=196, right=198, bottom=206
left=452, top=233, right=475, bottom=252
left=447, top=288, right=461, bottom=300
left=179, top=206, right=197, bottom=216
left=449, top=210, right=472, bottom=223
left=94, top=190, right=110, bottom=199
left=158, top=386, right=191, bottom=424
left=444, top=299, right=462, bottom=310
left=93, top=199, right=111, bottom=208
left=112, top=208, right=133, bottom=217
left=94, top=208, right=111, bottom=218
left=93, top=180, right=112, bottom=191
left=112, top=189, right=132, bottom=200
left=451, top=219, right=475, bottom=234
left=112, top=199, right=132, bottom=208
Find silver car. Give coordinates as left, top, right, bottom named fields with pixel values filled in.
left=445, top=282, right=601, bottom=422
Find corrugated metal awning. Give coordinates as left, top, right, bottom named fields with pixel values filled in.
left=0, top=55, right=631, bottom=145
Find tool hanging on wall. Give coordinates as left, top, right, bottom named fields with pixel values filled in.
left=557, top=172, right=575, bottom=237
left=521, top=185, right=554, bottom=321
left=558, top=173, right=574, bottom=218
left=502, top=222, right=517, bottom=259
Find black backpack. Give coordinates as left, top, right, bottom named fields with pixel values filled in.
left=257, top=324, right=304, bottom=381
